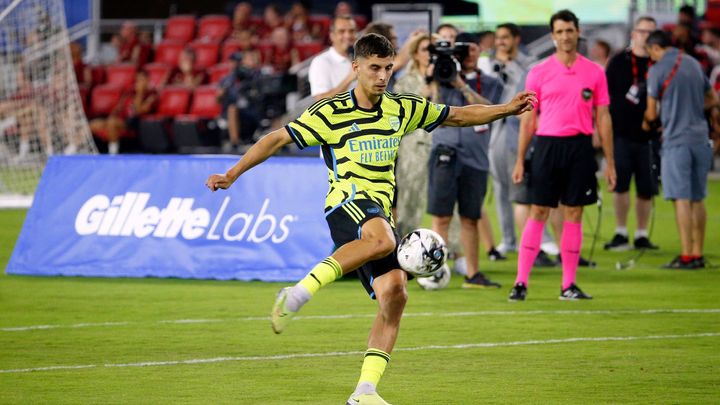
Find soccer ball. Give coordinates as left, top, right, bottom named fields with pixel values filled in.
left=416, top=264, right=451, bottom=290
left=397, top=229, right=448, bottom=277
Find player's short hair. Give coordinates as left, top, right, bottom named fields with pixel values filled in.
left=634, top=16, right=657, bottom=27
left=331, top=14, right=355, bottom=32
left=646, top=29, right=672, bottom=48
left=354, top=33, right=396, bottom=59
left=550, top=9, right=579, bottom=31
left=496, top=23, right=521, bottom=38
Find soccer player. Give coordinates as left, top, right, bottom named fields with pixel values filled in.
left=206, top=33, right=535, bottom=405
left=508, top=9, right=616, bottom=302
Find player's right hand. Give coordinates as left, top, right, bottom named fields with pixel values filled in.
left=206, top=174, right=233, bottom=192
left=512, top=161, right=524, bottom=184
left=508, top=91, right=537, bottom=115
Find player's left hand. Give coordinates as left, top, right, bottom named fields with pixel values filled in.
left=605, top=163, right=617, bottom=192
left=206, top=173, right=234, bottom=192
left=507, top=91, right=537, bottom=115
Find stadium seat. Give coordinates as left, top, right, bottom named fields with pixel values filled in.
left=354, top=15, right=368, bottom=30
left=154, top=40, right=185, bottom=66
left=155, top=86, right=192, bottom=117
left=188, top=40, right=220, bottom=69
left=294, top=41, right=324, bottom=61
left=90, top=65, right=106, bottom=86
left=207, top=62, right=233, bottom=84
left=173, top=85, right=223, bottom=153
left=144, top=63, right=172, bottom=89
left=198, top=15, right=231, bottom=42
left=138, top=86, right=192, bottom=153
left=220, top=39, right=243, bottom=61
left=105, top=63, right=137, bottom=90
left=308, top=14, right=331, bottom=42
left=89, top=85, right=123, bottom=117
left=165, top=15, right=196, bottom=43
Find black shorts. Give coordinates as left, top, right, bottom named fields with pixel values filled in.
left=528, top=135, right=598, bottom=208
left=427, top=144, right=487, bottom=219
left=614, top=136, right=659, bottom=197
left=325, top=199, right=403, bottom=300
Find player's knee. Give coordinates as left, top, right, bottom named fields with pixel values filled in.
left=366, top=236, right=396, bottom=259
left=378, top=283, right=408, bottom=310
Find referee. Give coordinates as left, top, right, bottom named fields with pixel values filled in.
left=509, top=9, right=616, bottom=301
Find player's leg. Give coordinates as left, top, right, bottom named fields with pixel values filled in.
left=689, top=143, right=712, bottom=263
left=607, top=137, right=632, bottom=250
left=632, top=140, right=659, bottom=249
left=660, top=145, right=696, bottom=268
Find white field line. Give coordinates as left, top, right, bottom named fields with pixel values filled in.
left=1, top=332, right=718, bottom=374
left=1, top=308, right=718, bottom=333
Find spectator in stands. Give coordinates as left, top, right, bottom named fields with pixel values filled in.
left=70, top=42, right=92, bottom=89
left=678, top=4, right=700, bottom=37
left=231, top=2, right=254, bottom=34
left=170, top=48, right=207, bottom=89
left=96, top=34, right=121, bottom=65
left=394, top=34, right=434, bottom=237
left=604, top=16, right=660, bottom=252
left=89, top=71, right=158, bottom=155
left=427, top=34, right=505, bottom=287
left=308, top=15, right=357, bottom=100
left=258, top=4, right=285, bottom=40
left=590, top=39, right=611, bottom=68
left=136, top=31, right=153, bottom=67
left=217, top=52, right=261, bottom=151
left=118, top=21, right=141, bottom=65
left=700, top=25, right=720, bottom=66
left=644, top=29, right=718, bottom=269
left=478, top=30, right=495, bottom=57
left=672, top=23, right=711, bottom=74
left=335, top=1, right=353, bottom=17
left=264, top=27, right=299, bottom=73
left=286, top=2, right=320, bottom=42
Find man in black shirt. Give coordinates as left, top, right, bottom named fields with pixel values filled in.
left=604, top=16, right=660, bottom=251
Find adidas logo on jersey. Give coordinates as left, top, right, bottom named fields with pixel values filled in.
left=348, top=122, right=361, bottom=133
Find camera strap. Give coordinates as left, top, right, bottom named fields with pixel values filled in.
left=658, top=51, right=683, bottom=100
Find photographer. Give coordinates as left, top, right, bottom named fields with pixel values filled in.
left=217, top=52, right=261, bottom=152
left=427, top=33, right=504, bottom=288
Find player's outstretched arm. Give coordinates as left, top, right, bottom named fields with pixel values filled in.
left=443, top=91, right=536, bottom=127
left=205, top=128, right=294, bottom=191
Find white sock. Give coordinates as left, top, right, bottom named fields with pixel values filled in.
left=354, top=381, right=376, bottom=395
left=615, top=227, right=628, bottom=237
left=108, top=142, right=119, bottom=155
left=635, top=229, right=648, bottom=238
left=285, top=284, right=311, bottom=312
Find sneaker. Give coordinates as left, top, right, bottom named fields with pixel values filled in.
left=558, top=254, right=596, bottom=268
left=604, top=233, right=631, bottom=251
left=633, top=236, right=659, bottom=250
left=487, top=247, right=507, bottom=261
left=271, top=287, right=296, bottom=334
left=559, top=283, right=593, bottom=300
left=661, top=255, right=700, bottom=270
left=534, top=251, right=558, bottom=267
left=508, top=282, right=527, bottom=301
left=346, top=392, right=392, bottom=405
left=693, top=256, right=706, bottom=269
left=497, top=242, right=517, bottom=254
left=462, top=272, right=501, bottom=289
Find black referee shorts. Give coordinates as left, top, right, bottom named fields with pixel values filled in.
left=325, top=199, right=403, bottom=300
left=528, top=135, right=598, bottom=208
left=614, top=136, right=659, bottom=197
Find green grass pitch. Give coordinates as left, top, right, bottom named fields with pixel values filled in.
left=1, top=182, right=719, bottom=404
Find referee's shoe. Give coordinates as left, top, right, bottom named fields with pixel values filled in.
left=559, top=284, right=593, bottom=300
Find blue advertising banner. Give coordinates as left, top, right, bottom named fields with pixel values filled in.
left=7, top=155, right=334, bottom=281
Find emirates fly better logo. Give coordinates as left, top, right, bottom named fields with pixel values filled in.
left=74, top=192, right=297, bottom=243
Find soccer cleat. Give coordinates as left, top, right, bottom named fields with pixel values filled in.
left=508, top=282, right=527, bottom=301
left=346, top=392, right=392, bottom=405
left=462, top=272, right=501, bottom=289
left=693, top=256, right=706, bottom=269
left=487, top=247, right=508, bottom=261
left=271, top=287, right=296, bottom=334
left=534, top=251, right=558, bottom=267
left=559, top=283, right=593, bottom=300
left=633, top=236, right=659, bottom=250
left=661, top=256, right=700, bottom=270
left=604, top=233, right=631, bottom=251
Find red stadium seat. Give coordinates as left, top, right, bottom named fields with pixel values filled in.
left=354, top=15, right=368, bottom=30
left=294, top=41, right=324, bottom=61
left=165, top=15, right=196, bottom=43
left=221, top=39, right=243, bottom=61
left=89, top=85, right=123, bottom=117
left=207, top=62, right=233, bottom=84
left=188, top=40, right=220, bottom=69
left=198, top=15, right=231, bottom=42
left=154, top=40, right=185, bottom=66
left=189, top=85, right=221, bottom=118
left=156, top=86, right=192, bottom=117
left=143, top=63, right=172, bottom=89
left=174, top=85, right=223, bottom=152
left=308, top=14, right=331, bottom=42
left=90, top=65, right=106, bottom=86
left=105, top=63, right=137, bottom=90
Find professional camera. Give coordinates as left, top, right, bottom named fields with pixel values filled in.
left=428, top=40, right=471, bottom=86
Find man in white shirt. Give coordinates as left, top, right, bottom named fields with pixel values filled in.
left=309, top=15, right=357, bottom=100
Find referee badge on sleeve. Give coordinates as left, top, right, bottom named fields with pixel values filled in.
left=581, top=88, right=593, bottom=101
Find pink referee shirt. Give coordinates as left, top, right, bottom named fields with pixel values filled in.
left=526, top=54, right=610, bottom=136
